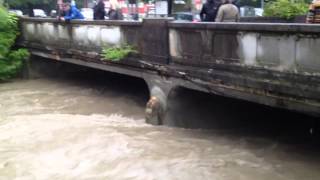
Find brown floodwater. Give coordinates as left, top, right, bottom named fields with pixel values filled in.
left=0, top=74, right=319, bottom=180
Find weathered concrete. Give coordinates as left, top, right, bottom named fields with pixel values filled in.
left=240, top=16, right=307, bottom=23
left=17, top=18, right=320, bottom=124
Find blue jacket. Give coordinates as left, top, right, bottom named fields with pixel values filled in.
left=64, top=6, right=84, bottom=20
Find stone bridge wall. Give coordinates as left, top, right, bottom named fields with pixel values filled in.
left=19, top=18, right=320, bottom=74
left=169, top=22, right=320, bottom=73
left=19, top=18, right=170, bottom=64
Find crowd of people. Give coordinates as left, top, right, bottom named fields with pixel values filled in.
left=57, top=0, right=239, bottom=22
left=58, top=0, right=123, bottom=21
left=28, top=0, right=320, bottom=24
left=200, top=0, right=239, bottom=22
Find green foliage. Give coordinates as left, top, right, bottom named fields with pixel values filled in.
left=4, top=0, right=56, bottom=14
left=101, top=45, right=137, bottom=62
left=5, top=0, right=53, bottom=7
left=264, top=0, right=309, bottom=19
left=0, top=5, right=29, bottom=81
left=0, top=9, right=18, bottom=57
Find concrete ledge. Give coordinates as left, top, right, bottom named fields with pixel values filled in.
left=169, top=22, right=320, bottom=33
left=20, top=17, right=142, bottom=26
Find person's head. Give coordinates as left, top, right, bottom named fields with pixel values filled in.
left=98, top=0, right=104, bottom=5
left=63, top=3, right=71, bottom=11
left=207, top=0, right=214, bottom=3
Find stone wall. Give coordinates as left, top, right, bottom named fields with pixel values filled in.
left=21, top=18, right=320, bottom=74
left=19, top=18, right=172, bottom=64
left=169, top=22, right=320, bottom=74
left=19, top=18, right=142, bottom=54
left=240, top=16, right=307, bottom=23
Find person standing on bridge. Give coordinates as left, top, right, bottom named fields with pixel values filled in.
left=59, top=3, right=84, bottom=21
left=306, top=0, right=320, bottom=23
left=108, top=0, right=123, bottom=20
left=200, top=0, right=221, bottom=22
left=215, top=0, right=239, bottom=22
left=94, top=0, right=106, bottom=20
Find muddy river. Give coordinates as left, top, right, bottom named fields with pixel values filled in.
left=0, top=73, right=319, bottom=180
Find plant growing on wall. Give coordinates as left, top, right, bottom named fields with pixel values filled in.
left=101, top=45, right=137, bottom=62
left=263, top=0, right=308, bottom=19
left=0, top=5, right=30, bottom=81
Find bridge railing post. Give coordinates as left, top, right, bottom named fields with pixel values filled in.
left=140, top=18, right=173, bottom=65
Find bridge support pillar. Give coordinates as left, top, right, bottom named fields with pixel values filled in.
left=144, top=75, right=174, bottom=125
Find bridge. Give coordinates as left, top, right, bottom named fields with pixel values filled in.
left=17, top=18, right=320, bottom=124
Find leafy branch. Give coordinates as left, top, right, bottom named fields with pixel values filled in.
left=0, top=5, right=30, bottom=81
left=264, top=0, right=308, bottom=19
left=101, top=45, right=138, bottom=62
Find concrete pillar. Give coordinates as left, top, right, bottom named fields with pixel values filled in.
left=141, top=18, right=174, bottom=125
left=145, top=86, right=167, bottom=125
left=144, top=75, right=174, bottom=125
left=140, top=18, right=173, bottom=64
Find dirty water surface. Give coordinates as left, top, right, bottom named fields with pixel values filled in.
left=0, top=77, right=319, bottom=180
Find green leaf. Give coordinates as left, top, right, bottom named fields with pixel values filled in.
left=264, top=0, right=308, bottom=19
left=0, top=5, right=30, bottom=81
left=101, top=45, right=138, bottom=62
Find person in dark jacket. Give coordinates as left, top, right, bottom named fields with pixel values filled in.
left=27, top=3, right=34, bottom=17
left=94, top=0, right=106, bottom=20
left=200, top=0, right=221, bottom=22
left=60, top=3, right=84, bottom=21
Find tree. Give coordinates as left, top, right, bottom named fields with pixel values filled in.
left=237, top=0, right=311, bottom=8
left=0, top=5, right=29, bottom=80
left=5, top=0, right=53, bottom=7
left=264, top=0, right=308, bottom=19
left=4, top=0, right=56, bottom=14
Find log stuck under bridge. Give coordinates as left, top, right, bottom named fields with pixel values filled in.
left=17, top=17, right=320, bottom=124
